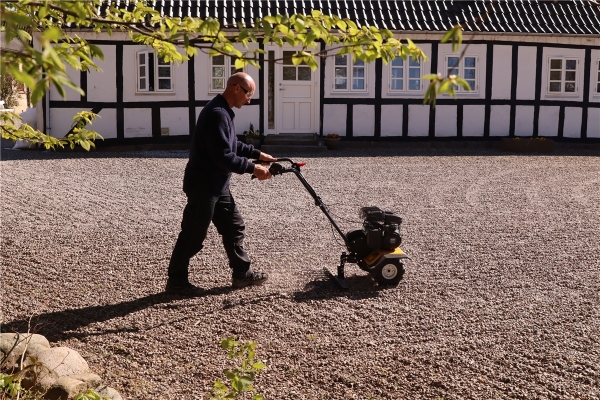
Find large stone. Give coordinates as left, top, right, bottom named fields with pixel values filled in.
left=0, top=333, right=50, bottom=367
left=68, top=372, right=102, bottom=387
left=95, top=385, right=124, bottom=400
left=44, top=376, right=87, bottom=400
left=29, top=347, right=90, bottom=389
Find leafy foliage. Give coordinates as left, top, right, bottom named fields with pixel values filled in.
left=1, top=74, right=20, bottom=109
left=209, top=337, right=265, bottom=400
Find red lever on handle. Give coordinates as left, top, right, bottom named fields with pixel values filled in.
left=297, top=162, right=306, bottom=167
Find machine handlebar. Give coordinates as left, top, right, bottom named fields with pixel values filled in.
left=251, top=158, right=305, bottom=179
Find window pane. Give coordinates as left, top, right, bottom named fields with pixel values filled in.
left=391, top=80, right=403, bottom=90
left=335, top=78, right=347, bottom=89
left=335, top=67, right=347, bottom=78
left=354, top=59, right=365, bottom=66
left=467, top=80, right=476, bottom=91
left=409, top=57, right=420, bottom=66
left=408, top=68, right=420, bottom=79
left=464, top=69, right=475, bottom=79
left=447, top=57, right=459, bottom=68
left=597, top=71, right=600, bottom=81
left=448, top=68, right=459, bottom=76
left=212, top=67, right=224, bottom=78
left=139, top=66, right=145, bottom=78
left=597, top=83, right=600, bottom=93
left=158, top=57, right=169, bottom=65
left=335, top=55, right=347, bottom=65
left=158, top=79, right=171, bottom=90
left=283, top=51, right=296, bottom=66
left=391, top=67, right=403, bottom=78
left=408, top=80, right=420, bottom=90
left=464, top=57, right=476, bottom=68
left=213, top=55, right=225, bottom=65
left=550, top=71, right=561, bottom=80
left=550, top=59, right=562, bottom=69
left=283, top=66, right=296, bottom=80
left=298, top=66, right=311, bottom=81
left=565, top=82, right=575, bottom=92
left=566, top=60, right=577, bottom=70
left=549, top=82, right=561, bottom=92
left=213, top=78, right=224, bottom=89
left=139, top=53, right=145, bottom=65
left=158, top=67, right=170, bottom=77
left=391, top=57, right=403, bottom=66
left=352, top=79, right=364, bottom=90
left=353, top=67, right=364, bottom=78
left=565, top=71, right=576, bottom=81
left=139, top=78, right=146, bottom=90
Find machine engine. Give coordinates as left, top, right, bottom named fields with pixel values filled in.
left=346, top=206, right=402, bottom=257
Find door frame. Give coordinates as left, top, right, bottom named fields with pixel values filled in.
left=263, top=44, right=320, bottom=135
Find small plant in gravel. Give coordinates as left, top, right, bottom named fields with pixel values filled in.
left=209, top=337, right=265, bottom=400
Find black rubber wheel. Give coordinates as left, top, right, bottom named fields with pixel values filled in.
left=372, top=259, right=404, bottom=286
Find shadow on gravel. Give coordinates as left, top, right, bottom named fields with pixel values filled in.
left=293, top=274, right=383, bottom=302
left=0, top=288, right=233, bottom=342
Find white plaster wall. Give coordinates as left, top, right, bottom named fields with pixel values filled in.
left=160, top=108, right=189, bottom=136
left=538, top=106, right=560, bottom=137
left=435, top=105, right=457, bottom=137
left=381, top=44, right=432, bottom=99
left=353, top=105, right=375, bottom=136
left=516, top=46, right=537, bottom=100
left=590, top=50, right=600, bottom=103
left=195, top=44, right=260, bottom=101
left=489, top=105, right=511, bottom=136
left=563, top=107, right=582, bottom=138
left=437, top=44, right=487, bottom=99
left=232, top=105, right=260, bottom=136
left=87, top=45, right=117, bottom=102
left=124, top=108, right=152, bottom=138
left=463, top=105, right=486, bottom=137
left=541, top=47, right=586, bottom=102
left=324, top=46, right=376, bottom=99
left=407, top=105, right=430, bottom=137
left=122, top=45, right=189, bottom=103
left=587, top=108, right=600, bottom=138
left=49, top=65, right=80, bottom=101
left=381, top=105, right=403, bottom=136
left=49, top=109, right=79, bottom=138
left=491, top=45, right=512, bottom=100
left=322, top=104, right=347, bottom=136
left=515, top=106, right=535, bottom=136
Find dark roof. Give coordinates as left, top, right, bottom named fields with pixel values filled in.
left=142, top=0, right=600, bottom=35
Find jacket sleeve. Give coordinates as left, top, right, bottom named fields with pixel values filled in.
left=205, top=109, right=257, bottom=174
left=237, top=141, right=262, bottom=160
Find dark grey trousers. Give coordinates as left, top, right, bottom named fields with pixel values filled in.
left=168, top=188, right=250, bottom=284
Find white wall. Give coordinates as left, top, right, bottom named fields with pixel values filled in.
left=49, top=65, right=80, bottom=101
left=353, top=105, right=375, bottom=136
left=408, top=105, right=430, bottom=137
left=588, top=109, right=600, bottom=138
left=463, top=105, right=485, bottom=137
left=489, top=105, right=511, bottom=136
left=87, top=45, right=117, bottom=103
left=124, top=108, right=152, bottom=137
left=381, top=105, right=403, bottom=137
left=563, top=107, right=582, bottom=138
left=515, top=106, right=535, bottom=136
left=435, top=105, right=457, bottom=137
left=538, top=106, right=560, bottom=137
left=516, top=46, right=537, bottom=100
left=491, top=45, right=512, bottom=100
left=322, top=104, right=347, bottom=136
left=160, top=108, right=189, bottom=137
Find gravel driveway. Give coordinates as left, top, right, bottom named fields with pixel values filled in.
left=1, top=144, right=599, bottom=400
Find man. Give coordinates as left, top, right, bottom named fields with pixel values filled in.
left=166, top=72, right=276, bottom=296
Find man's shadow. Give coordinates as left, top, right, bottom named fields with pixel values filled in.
left=1, top=286, right=234, bottom=342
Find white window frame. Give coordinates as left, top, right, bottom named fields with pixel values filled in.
left=210, top=55, right=244, bottom=92
left=596, top=58, right=600, bottom=95
left=388, top=55, right=423, bottom=93
left=547, top=56, right=579, bottom=95
left=136, top=50, right=173, bottom=93
left=445, top=55, right=479, bottom=93
left=333, top=54, right=367, bottom=92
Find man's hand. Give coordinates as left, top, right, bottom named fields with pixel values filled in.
left=257, top=152, right=277, bottom=164
left=253, top=164, right=272, bottom=180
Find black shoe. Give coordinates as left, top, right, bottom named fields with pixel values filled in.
left=165, top=281, right=204, bottom=296
left=232, top=270, right=268, bottom=288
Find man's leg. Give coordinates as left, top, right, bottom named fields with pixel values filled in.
left=167, top=193, right=217, bottom=291
left=212, top=189, right=267, bottom=287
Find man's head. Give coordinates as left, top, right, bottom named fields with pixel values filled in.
left=223, top=72, right=255, bottom=109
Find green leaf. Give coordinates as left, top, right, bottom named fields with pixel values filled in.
left=43, top=27, right=63, bottom=42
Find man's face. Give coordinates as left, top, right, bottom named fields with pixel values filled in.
left=234, top=82, right=254, bottom=109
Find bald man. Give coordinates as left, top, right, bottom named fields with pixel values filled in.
left=166, top=72, right=277, bottom=295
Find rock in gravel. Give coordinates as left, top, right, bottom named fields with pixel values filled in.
left=0, top=333, right=50, bottom=367
left=28, top=347, right=89, bottom=388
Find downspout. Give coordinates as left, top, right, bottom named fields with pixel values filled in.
left=45, top=88, right=50, bottom=137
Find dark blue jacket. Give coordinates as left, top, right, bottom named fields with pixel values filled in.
left=183, top=94, right=261, bottom=195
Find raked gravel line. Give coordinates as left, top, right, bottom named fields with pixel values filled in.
left=1, top=146, right=599, bottom=400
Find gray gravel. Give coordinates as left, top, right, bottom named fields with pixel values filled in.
left=1, top=144, right=599, bottom=400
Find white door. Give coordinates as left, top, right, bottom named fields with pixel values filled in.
left=266, top=48, right=318, bottom=134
